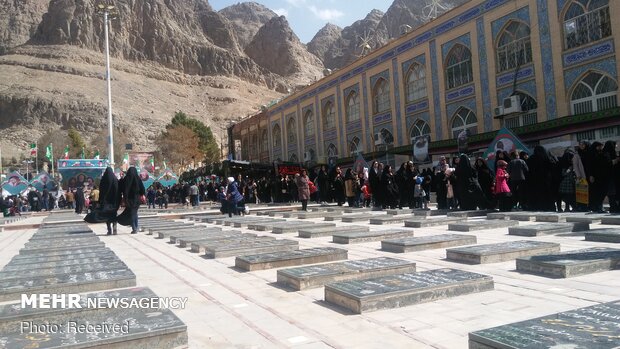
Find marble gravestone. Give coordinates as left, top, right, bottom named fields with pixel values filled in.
left=235, top=247, right=348, bottom=271
left=332, top=229, right=414, bottom=244
left=298, top=225, right=369, bottom=238
left=508, top=222, right=590, bottom=236
left=448, top=220, right=519, bottom=232
left=447, top=241, right=561, bottom=264
left=585, top=229, right=620, bottom=243
left=382, top=234, right=477, bottom=253
left=516, top=247, right=620, bottom=278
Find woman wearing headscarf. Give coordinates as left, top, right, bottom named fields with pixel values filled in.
left=526, top=145, right=557, bottom=211
left=85, top=167, right=120, bottom=235
left=117, top=167, right=145, bottom=234
left=475, top=157, right=494, bottom=208
left=295, top=169, right=310, bottom=211
left=368, top=161, right=381, bottom=208
left=454, top=154, right=484, bottom=210
left=381, top=165, right=399, bottom=209
left=226, top=176, right=244, bottom=217
left=344, top=168, right=357, bottom=207
left=74, top=187, right=85, bottom=214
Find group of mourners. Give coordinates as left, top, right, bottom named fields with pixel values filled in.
left=85, top=167, right=146, bottom=235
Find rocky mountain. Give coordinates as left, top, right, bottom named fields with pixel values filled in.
left=307, top=23, right=342, bottom=70
left=245, top=16, right=324, bottom=83
left=0, top=0, right=48, bottom=55
left=219, top=2, right=277, bottom=49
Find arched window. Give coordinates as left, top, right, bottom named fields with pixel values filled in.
left=514, top=91, right=538, bottom=112
left=287, top=118, right=297, bottom=144
left=327, top=143, right=338, bottom=157
left=304, top=110, right=314, bottom=137
left=304, top=148, right=315, bottom=162
left=349, top=137, right=361, bottom=154
left=496, top=21, right=532, bottom=72
left=504, top=92, right=539, bottom=129
left=323, top=101, right=335, bottom=130
left=373, top=78, right=391, bottom=114
left=272, top=124, right=281, bottom=147
left=376, top=128, right=394, bottom=146
left=451, top=107, right=478, bottom=138
left=410, top=119, right=431, bottom=139
left=261, top=130, right=268, bottom=152
left=563, top=0, right=611, bottom=50
left=571, top=72, right=618, bottom=114
left=346, top=91, right=360, bottom=122
left=405, top=64, right=427, bottom=102
left=445, top=45, right=473, bottom=89
left=289, top=153, right=298, bottom=162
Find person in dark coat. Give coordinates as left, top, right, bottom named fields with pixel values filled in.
left=117, top=167, right=145, bottom=234
left=368, top=161, right=382, bottom=208
left=317, top=165, right=329, bottom=204
left=295, top=169, right=310, bottom=211
left=381, top=165, right=399, bottom=209
left=454, top=154, right=485, bottom=210
left=74, top=187, right=85, bottom=214
left=331, top=167, right=345, bottom=206
left=85, top=167, right=120, bottom=234
left=526, top=145, right=557, bottom=211
left=475, top=157, right=494, bottom=209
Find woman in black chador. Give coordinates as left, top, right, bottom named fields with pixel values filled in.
left=381, top=165, right=399, bottom=209
left=74, top=187, right=85, bottom=214
left=117, top=167, right=145, bottom=234
left=85, top=167, right=120, bottom=235
left=454, top=154, right=485, bottom=210
left=526, top=145, right=558, bottom=211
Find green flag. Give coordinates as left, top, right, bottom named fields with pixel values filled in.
left=30, top=143, right=37, bottom=157
left=94, top=150, right=100, bottom=159
left=45, top=144, right=53, bottom=161
left=80, top=146, right=85, bottom=159
left=150, top=156, right=154, bottom=169
left=63, top=145, right=69, bottom=159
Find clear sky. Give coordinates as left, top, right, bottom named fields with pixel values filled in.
left=210, top=0, right=393, bottom=44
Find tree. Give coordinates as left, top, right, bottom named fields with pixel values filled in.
left=169, top=111, right=220, bottom=163
left=90, top=129, right=131, bottom=165
left=158, top=125, right=203, bottom=170
left=36, top=129, right=69, bottom=170
left=68, top=127, right=86, bottom=158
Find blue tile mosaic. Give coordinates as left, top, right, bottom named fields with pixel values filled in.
left=563, top=57, right=618, bottom=92
left=370, top=70, right=390, bottom=88
left=392, top=58, right=403, bottom=144
left=406, top=111, right=432, bottom=135
left=537, top=0, right=557, bottom=119
left=446, top=97, right=477, bottom=123
left=336, top=83, right=346, bottom=152
left=491, top=6, right=530, bottom=39
left=477, top=17, right=493, bottom=132
left=362, top=72, right=371, bottom=150
left=496, top=65, right=535, bottom=87
left=373, top=112, right=392, bottom=124
left=497, top=79, right=537, bottom=103
left=430, top=40, right=443, bottom=138
left=405, top=99, right=430, bottom=115
left=563, top=40, right=615, bottom=67
left=446, top=84, right=476, bottom=102
left=441, top=33, right=472, bottom=60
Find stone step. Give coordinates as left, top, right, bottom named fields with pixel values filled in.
left=156, top=227, right=223, bottom=239
left=381, top=234, right=477, bottom=253
left=369, top=214, right=416, bottom=225
left=601, top=216, right=620, bottom=225
left=469, top=300, right=620, bottom=349
left=0, top=268, right=136, bottom=302
left=0, top=260, right=129, bottom=281
left=190, top=236, right=275, bottom=253
left=447, top=210, right=495, bottom=218
left=508, top=222, right=590, bottom=236
left=0, top=287, right=188, bottom=348
left=235, top=247, right=348, bottom=271
left=516, top=247, right=620, bottom=278
left=324, top=268, right=494, bottom=314
left=179, top=233, right=261, bottom=248
left=446, top=241, right=561, bottom=264
left=277, top=257, right=416, bottom=290
left=332, top=229, right=414, bottom=244
left=448, top=220, right=519, bottom=232
left=404, top=217, right=462, bottom=228
left=298, top=225, right=369, bottom=238
left=584, top=228, right=620, bottom=243
left=272, top=222, right=335, bottom=234
left=204, top=239, right=299, bottom=258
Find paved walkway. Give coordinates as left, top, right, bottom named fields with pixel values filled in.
left=2, top=208, right=620, bottom=348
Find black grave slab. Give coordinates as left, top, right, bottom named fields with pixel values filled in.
left=412, top=209, right=451, bottom=217
left=0, top=268, right=136, bottom=302
left=446, top=241, right=561, bottom=264
left=601, top=216, right=620, bottom=225
left=585, top=228, right=620, bottom=243
left=385, top=209, right=414, bottom=215
left=298, top=225, right=369, bottom=238
left=469, top=300, right=620, bottom=349
left=156, top=227, right=222, bottom=239
left=169, top=230, right=245, bottom=244
left=509, top=222, right=590, bottom=236
left=203, top=239, right=299, bottom=258
left=0, top=260, right=129, bottom=281
left=248, top=221, right=288, bottom=231
left=447, top=210, right=495, bottom=218
left=325, top=268, right=493, bottom=314
left=20, top=241, right=106, bottom=254
left=272, top=222, right=335, bottom=234
left=332, top=229, right=414, bottom=244
left=382, top=234, right=477, bottom=253
left=369, top=214, right=416, bottom=225
left=2, top=255, right=121, bottom=271
left=235, top=247, right=348, bottom=271
left=178, top=233, right=261, bottom=248
left=506, top=212, right=546, bottom=221
left=277, top=257, right=417, bottom=290
left=448, top=220, right=519, bottom=232
left=190, top=236, right=275, bottom=253
left=232, top=218, right=286, bottom=227
left=516, top=247, right=620, bottom=278
left=534, top=213, right=573, bottom=223
left=404, top=217, right=462, bottom=228
left=566, top=213, right=611, bottom=224
left=486, top=212, right=509, bottom=220
left=8, top=248, right=115, bottom=264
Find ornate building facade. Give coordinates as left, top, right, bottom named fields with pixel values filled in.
left=231, top=0, right=620, bottom=167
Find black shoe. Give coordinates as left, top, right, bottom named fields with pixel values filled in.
left=107, top=232, right=112, bottom=235
left=130, top=231, right=137, bottom=234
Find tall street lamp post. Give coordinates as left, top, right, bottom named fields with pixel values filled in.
left=96, top=1, right=118, bottom=166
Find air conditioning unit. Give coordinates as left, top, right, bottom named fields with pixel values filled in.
left=303, top=151, right=311, bottom=162
left=494, top=106, right=504, bottom=117
left=502, top=95, right=522, bottom=114
left=374, top=132, right=384, bottom=145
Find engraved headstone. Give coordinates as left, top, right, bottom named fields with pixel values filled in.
left=509, top=222, right=589, bottom=236
left=404, top=217, right=461, bottom=228
left=277, top=257, right=416, bottom=290
left=601, top=216, right=620, bottom=225
left=566, top=213, right=610, bottom=224
left=369, top=214, right=416, bottom=225
left=325, top=268, right=493, bottom=313
left=382, top=234, right=477, bottom=253
left=516, top=247, right=620, bottom=278
left=534, top=213, right=572, bottom=223
left=190, top=236, right=275, bottom=253
left=447, top=241, right=561, bottom=264
left=235, top=247, right=348, bottom=271
left=413, top=209, right=450, bottom=217
left=469, top=300, right=620, bottom=349
left=271, top=222, right=335, bottom=234
left=298, top=225, right=369, bottom=238
left=341, top=214, right=375, bottom=223
left=448, top=220, right=518, bottom=232
left=332, top=229, right=414, bottom=244
left=447, top=210, right=495, bottom=218
left=585, top=228, right=620, bottom=243
left=204, top=239, right=299, bottom=258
